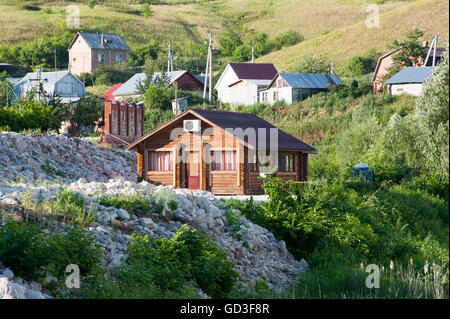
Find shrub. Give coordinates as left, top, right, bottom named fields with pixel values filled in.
left=290, top=55, right=331, bottom=73
left=151, top=189, right=178, bottom=214
left=119, top=225, right=238, bottom=298
left=97, top=194, right=150, bottom=217
left=345, top=54, right=378, bottom=76
left=0, top=220, right=102, bottom=282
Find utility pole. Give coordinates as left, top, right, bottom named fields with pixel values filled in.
left=203, top=33, right=214, bottom=101
left=168, top=42, right=174, bottom=72
left=251, top=47, right=255, bottom=63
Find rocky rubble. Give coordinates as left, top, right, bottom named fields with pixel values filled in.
left=0, top=132, right=137, bottom=184
left=0, top=262, right=51, bottom=299
left=0, top=177, right=309, bottom=292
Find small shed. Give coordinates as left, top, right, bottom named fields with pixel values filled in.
left=260, top=73, right=342, bottom=105
left=385, top=67, right=434, bottom=96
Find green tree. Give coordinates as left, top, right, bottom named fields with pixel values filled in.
left=290, top=55, right=331, bottom=73
left=218, top=29, right=243, bottom=57
left=413, top=44, right=449, bottom=179
left=141, top=3, right=154, bottom=18
left=70, top=96, right=103, bottom=128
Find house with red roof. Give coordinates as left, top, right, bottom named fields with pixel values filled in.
left=215, top=63, right=278, bottom=106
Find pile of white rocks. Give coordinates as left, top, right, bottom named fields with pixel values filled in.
left=0, top=263, right=51, bottom=299
left=0, top=132, right=137, bottom=184
left=0, top=177, right=309, bottom=292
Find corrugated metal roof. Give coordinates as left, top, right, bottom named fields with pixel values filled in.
left=14, top=70, right=81, bottom=96
left=126, top=108, right=316, bottom=152
left=78, top=32, right=130, bottom=51
left=229, top=63, right=278, bottom=80
left=385, top=67, right=434, bottom=84
left=278, top=73, right=342, bottom=89
left=114, top=71, right=188, bottom=96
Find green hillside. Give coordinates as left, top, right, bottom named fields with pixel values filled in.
left=1, top=0, right=446, bottom=74
left=258, top=0, right=449, bottom=71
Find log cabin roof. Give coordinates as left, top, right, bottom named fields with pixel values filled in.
left=126, top=108, right=316, bottom=153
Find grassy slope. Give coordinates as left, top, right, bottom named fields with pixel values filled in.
left=0, top=1, right=419, bottom=50
left=258, top=0, right=449, bottom=71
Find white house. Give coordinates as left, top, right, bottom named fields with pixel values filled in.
left=13, top=70, right=86, bottom=104
left=214, top=63, right=278, bottom=106
left=385, top=67, right=434, bottom=96
left=260, top=73, right=342, bottom=105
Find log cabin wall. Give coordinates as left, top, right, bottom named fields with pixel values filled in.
left=246, top=150, right=307, bottom=194
left=140, top=114, right=244, bottom=194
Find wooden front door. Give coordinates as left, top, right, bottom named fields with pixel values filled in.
left=187, top=151, right=200, bottom=189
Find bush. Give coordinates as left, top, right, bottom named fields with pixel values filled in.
left=290, top=55, right=331, bottom=73
left=118, top=225, right=238, bottom=298
left=97, top=194, right=150, bottom=217
left=0, top=98, right=69, bottom=133
left=151, top=189, right=178, bottom=215
left=0, top=220, right=102, bottom=283
left=345, top=54, right=378, bottom=76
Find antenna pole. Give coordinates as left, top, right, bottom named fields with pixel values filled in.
left=423, top=36, right=435, bottom=67
left=432, top=35, right=438, bottom=67
left=168, top=42, right=172, bottom=72
left=209, top=34, right=213, bottom=101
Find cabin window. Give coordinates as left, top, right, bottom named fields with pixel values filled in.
left=278, top=153, right=294, bottom=172
left=98, top=52, right=105, bottom=64
left=149, top=151, right=172, bottom=171
left=273, top=91, right=279, bottom=101
left=115, top=53, right=122, bottom=63
left=211, top=151, right=236, bottom=171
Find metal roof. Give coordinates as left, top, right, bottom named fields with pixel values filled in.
left=277, top=73, right=342, bottom=89
left=385, top=67, right=434, bottom=84
left=13, top=70, right=85, bottom=99
left=229, top=63, right=278, bottom=80
left=113, top=71, right=188, bottom=96
left=76, top=32, right=130, bottom=51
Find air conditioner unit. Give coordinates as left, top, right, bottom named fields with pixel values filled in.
left=183, top=120, right=201, bottom=132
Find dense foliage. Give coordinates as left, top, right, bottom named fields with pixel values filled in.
left=0, top=220, right=102, bottom=283
left=116, top=225, right=239, bottom=298
left=0, top=98, right=69, bottom=132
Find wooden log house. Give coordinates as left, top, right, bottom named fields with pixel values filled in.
left=126, top=109, right=316, bottom=195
